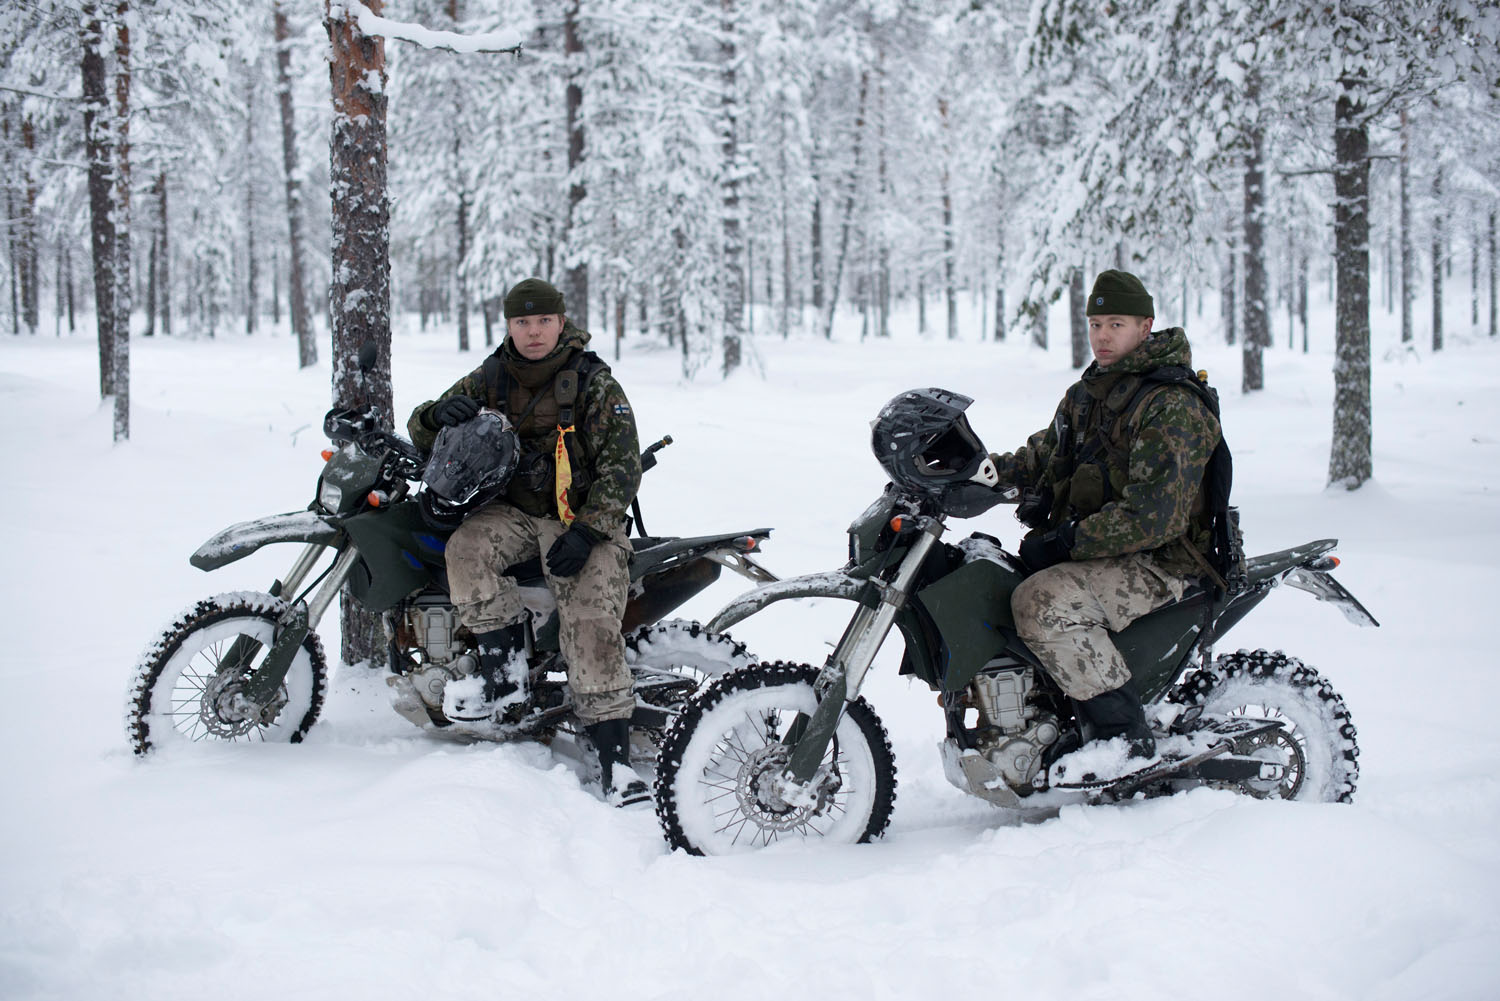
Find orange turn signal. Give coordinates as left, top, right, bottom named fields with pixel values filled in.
left=367, top=491, right=383, bottom=507
left=321, top=449, right=335, bottom=462
left=1328, top=556, right=1340, bottom=568
left=889, top=516, right=905, bottom=532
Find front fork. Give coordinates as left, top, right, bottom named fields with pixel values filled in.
left=224, top=541, right=361, bottom=706
left=781, top=518, right=944, bottom=785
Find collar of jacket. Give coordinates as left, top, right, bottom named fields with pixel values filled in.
left=1080, top=326, right=1192, bottom=400
left=500, top=321, right=592, bottom=389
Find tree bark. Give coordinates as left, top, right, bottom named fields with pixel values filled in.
left=822, top=71, right=868, bottom=342
left=1221, top=245, right=1237, bottom=346
left=112, top=0, right=131, bottom=442
left=719, top=0, right=743, bottom=375
left=275, top=1, right=316, bottom=367
left=18, top=114, right=38, bottom=334
left=561, top=0, right=587, bottom=330
left=993, top=228, right=1006, bottom=342
left=940, top=98, right=957, bottom=342
left=1431, top=165, right=1443, bottom=352
left=1482, top=210, right=1494, bottom=339
left=81, top=2, right=114, bottom=397
left=1399, top=109, right=1412, bottom=343
left=328, top=0, right=393, bottom=667
left=1069, top=266, right=1087, bottom=369
left=1328, top=79, right=1372, bottom=489
left=157, top=172, right=170, bottom=337
left=245, top=61, right=258, bottom=336
left=810, top=181, right=824, bottom=314
left=1241, top=90, right=1267, bottom=393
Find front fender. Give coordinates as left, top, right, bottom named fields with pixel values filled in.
left=705, top=570, right=867, bottom=634
left=190, top=511, right=342, bottom=571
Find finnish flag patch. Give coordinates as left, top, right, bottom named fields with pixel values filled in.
left=613, top=403, right=632, bottom=416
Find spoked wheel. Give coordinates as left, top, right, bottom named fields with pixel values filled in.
left=1169, top=649, right=1358, bottom=803
left=127, top=593, right=327, bottom=755
left=624, top=620, right=756, bottom=774
left=654, top=662, right=896, bottom=856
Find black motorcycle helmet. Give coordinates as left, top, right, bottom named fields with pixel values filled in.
left=418, top=411, right=521, bottom=530
left=871, top=388, right=999, bottom=502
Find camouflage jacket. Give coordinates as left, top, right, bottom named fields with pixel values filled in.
left=992, top=327, right=1220, bottom=577
left=407, top=323, right=642, bottom=540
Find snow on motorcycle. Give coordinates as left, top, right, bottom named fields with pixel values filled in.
left=653, top=388, right=1378, bottom=855
left=127, top=374, right=775, bottom=785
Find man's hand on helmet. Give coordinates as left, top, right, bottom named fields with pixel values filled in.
left=433, top=395, right=482, bottom=427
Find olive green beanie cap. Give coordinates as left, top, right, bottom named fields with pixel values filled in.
left=503, top=278, right=566, bottom=319
left=1085, top=269, right=1154, bottom=317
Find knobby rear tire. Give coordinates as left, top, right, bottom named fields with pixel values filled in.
left=1168, top=649, right=1359, bottom=803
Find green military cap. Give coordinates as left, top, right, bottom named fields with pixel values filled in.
left=503, top=277, right=566, bottom=318
left=1085, top=270, right=1154, bottom=317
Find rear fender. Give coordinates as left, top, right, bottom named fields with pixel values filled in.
left=190, top=511, right=342, bottom=571
left=1282, top=566, right=1380, bottom=627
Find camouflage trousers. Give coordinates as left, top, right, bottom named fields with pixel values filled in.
left=445, top=504, right=633, bottom=724
left=1011, top=552, right=1190, bottom=701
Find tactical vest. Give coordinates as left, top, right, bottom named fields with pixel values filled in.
left=479, top=349, right=608, bottom=520
left=1046, top=365, right=1242, bottom=593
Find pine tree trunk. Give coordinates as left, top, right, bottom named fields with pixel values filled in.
left=275, top=1, right=316, bottom=367
left=328, top=0, right=393, bottom=668
left=810, top=181, right=824, bottom=315
left=822, top=71, right=868, bottom=342
left=158, top=173, right=171, bottom=337
left=1221, top=246, right=1237, bottom=346
left=81, top=2, right=115, bottom=397
left=1472, top=227, right=1479, bottom=331
left=65, top=242, right=75, bottom=332
left=719, top=0, right=743, bottom=375
left=245, top=62, right=258, bottom=336
left=1069, top=267, right=1087, bottom=369
left=562, top=0, right=588, bottom=330
left=940, top=100, right=957, bottom=342
left=1399, top=109, right=1413, bottom=343
left=1241, top=98, right=1267, bottom=393
left=1431, top=166, right=1443, bottom=352
left=112, top=0, right=131, bottom=443
left=18, top=115, right=38, bottom=334
left=993, top=231, right=1006, bottom=342
left=145, top=225, right=157, bottom=337
left=1328, top=80, right=1372, bottom=489
left=1490, top=210, right=1496, bottom=339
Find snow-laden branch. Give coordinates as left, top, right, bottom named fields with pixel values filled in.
left=344, top=1, right=526, bottom=56
left=0, top=83, right=77, bottom=102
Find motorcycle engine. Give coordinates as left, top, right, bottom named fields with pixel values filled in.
left=967, top=660, right=1059, bottom=789
left=400, top=594, right=478, bottom=710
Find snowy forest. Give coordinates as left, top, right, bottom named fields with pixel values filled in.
left=2, top=0, right=1498, bottom=475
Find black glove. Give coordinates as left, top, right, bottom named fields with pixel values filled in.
left=546, top=525, right=598, bottom=578
left=1019, top=521, right=1077, bottom=572
left=941, top=481, right=1009, bottom=519
left=432, top=395, right=481, bottom=427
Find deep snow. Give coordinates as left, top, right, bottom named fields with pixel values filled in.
left=2, top=294, right=1498, bottom=1000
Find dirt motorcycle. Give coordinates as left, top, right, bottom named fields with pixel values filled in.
left=653, top=388, right=1378, bottom=855
left=127, top=379, right=775, bottom=777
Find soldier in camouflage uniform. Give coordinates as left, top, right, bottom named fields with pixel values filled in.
left=991, top=270, right=1221, bottom=768
left=407, top=277, right=650, bottom=807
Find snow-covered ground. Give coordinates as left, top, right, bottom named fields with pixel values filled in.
left=2, top=295, right=1498, bottom=1000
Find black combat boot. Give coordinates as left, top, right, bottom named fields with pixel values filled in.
left=584, top=718, right=652, bottom=809
left=1076, top=685, right=1156, bottom=760
left=1049, top=685, right=1158, bottom=787
left=443, top=623, right=527, bottom=723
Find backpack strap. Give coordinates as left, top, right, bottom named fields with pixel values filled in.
left=480, top=353, right=507, bottom=410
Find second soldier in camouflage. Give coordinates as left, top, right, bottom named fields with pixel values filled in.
left=991, top=270, right=1223, bottom=772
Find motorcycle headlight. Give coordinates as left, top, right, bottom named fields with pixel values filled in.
left=319, top=480, right=344, bottom=514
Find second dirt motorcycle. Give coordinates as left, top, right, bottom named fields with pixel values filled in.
left=127, top=377, right=774, bottom=783
left=653, top=388, right=1378, bottom=855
